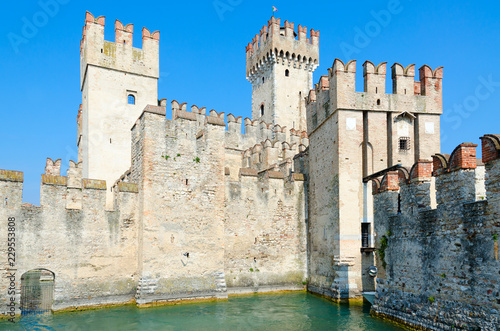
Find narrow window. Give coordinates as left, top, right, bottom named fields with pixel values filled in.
left=404, top=88, right=407, bottom=95
left=285, top=69, right=289, bottom=77
left=128, top=94, right=135, bottom=105
left=377, top=99, right=381, bottom=105
left=397, top=193, right=402, bottom=214
left=361, top=223, right=370, bottom=248
left=260, top=104, right=264, bottom=116
left=185, top=179, right=188, bottom=185
left=375, top=87, right=378, bottom=94
left=262, top=77, right=265, bottom=84
left=399, top=137, right=410, bottom=151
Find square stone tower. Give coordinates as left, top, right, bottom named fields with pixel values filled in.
left=305, top=59, right=442, bottom=300
left=246, top=17, right=319, bottom=131
left=78, top=12, right=159, bottom=207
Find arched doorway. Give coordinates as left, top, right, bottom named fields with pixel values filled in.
left=20, top=269, right=55, bottom=315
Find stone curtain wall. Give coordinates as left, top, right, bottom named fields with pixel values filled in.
left=224, top=170, right=307, bottom=293
left=0, top=163, right=139, bottom=314
left=131, top=105, right=227, bottom=305
left=0, top=101, right=309, bottom=312
left=371, top=136, right=500, bottom=330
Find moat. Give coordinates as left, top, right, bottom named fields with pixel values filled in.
left=0, top=293, right=404, bottom=330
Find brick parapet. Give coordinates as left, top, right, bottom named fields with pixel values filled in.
left=379, top=171, right=400, bottom=192
left=481, top=134, right=500, bottom=163
left=408, top=159, right=433, bottom=183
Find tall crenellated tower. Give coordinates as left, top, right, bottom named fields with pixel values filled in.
left=79, top=11, right=159, bottom=207
left=305, top=58, right=443, bottom=300
left=246, top=17, right=319, bottom=131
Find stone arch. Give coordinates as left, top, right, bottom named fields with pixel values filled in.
left=21, top=269, right=55, bottom=315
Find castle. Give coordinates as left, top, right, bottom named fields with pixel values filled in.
left=0, top=11, right=498, bottom=330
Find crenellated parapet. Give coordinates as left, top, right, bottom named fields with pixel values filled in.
left=246, top=17, right=319, bottom=80
left=240, top=138, right=308, bottom=173
left=225, top=112, right=308, bottom=151
left=40, top=157, right=139, bottom=211
left=371, top=141, right=489, bottom=208
left=80, top=11, right=159, bottom=88
left=307, top=58, right=443, bottom=132
left=231, top=166, right=306, bottom=201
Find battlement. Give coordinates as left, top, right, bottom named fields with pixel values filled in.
left=246, top=17, right=319, bottom=79
left=306, top=59, right=443, bottom=131
left=241, top=138, right=308, bottom=171
left=226, top=114, right=308, bottom=150
left=371, top=138, right=495, bottom=208
left=80, top=11, right=159, bottom=88
left=133, top=100, right=310, bottom=152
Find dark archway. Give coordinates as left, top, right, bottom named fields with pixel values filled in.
left=21, top=269, right=55, bottom=315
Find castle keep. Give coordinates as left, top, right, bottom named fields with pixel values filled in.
left=1, top=11, right=498, bottom=330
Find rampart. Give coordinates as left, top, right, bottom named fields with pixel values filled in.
left=370, top=135, right=500, bottom=330
left=0, top=101, right=308, bottom=311
left=0, top=159, right=139, bottom=312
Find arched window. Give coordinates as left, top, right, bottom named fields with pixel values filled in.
left=128, top=94, right=135, bottom=105
left=260, top=104, right=265, bottom=116
left=285, top=69, right=289, bottom=77
left=21, top=269, right=55, bottom=315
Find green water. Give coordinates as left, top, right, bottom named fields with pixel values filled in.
left=0, top=293, right=404, bottom=330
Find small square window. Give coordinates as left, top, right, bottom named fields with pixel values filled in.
left=399, top=137, right=410, bottom=151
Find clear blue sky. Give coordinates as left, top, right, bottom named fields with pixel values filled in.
left=1, top=0, right=500, bottom=204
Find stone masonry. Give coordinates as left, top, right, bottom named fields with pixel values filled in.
left=370, top=136, right=500, bottom=330
left=1, top=11, right=498, bottom=330
left=305, top=59, right=442, bottom=300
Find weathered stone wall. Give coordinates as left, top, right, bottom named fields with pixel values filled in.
left=132, top=105, right=227, bottom=305
left=371, top=139, right=500, bottom=330
left=305, top=57, right=442, bottom=301
left=224, top=171, right=307, bottom=293
left=0, top=165, right=139, bottom=314
left=306, top=108, right=340, bottom=297
left=0, top=97, right=310, bottom=314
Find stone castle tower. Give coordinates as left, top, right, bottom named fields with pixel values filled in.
left=305, top=60, right=442, bottom=299
left=78, top=12, right=159, bottom=207
left=245, top=17, right=319, bottom=131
